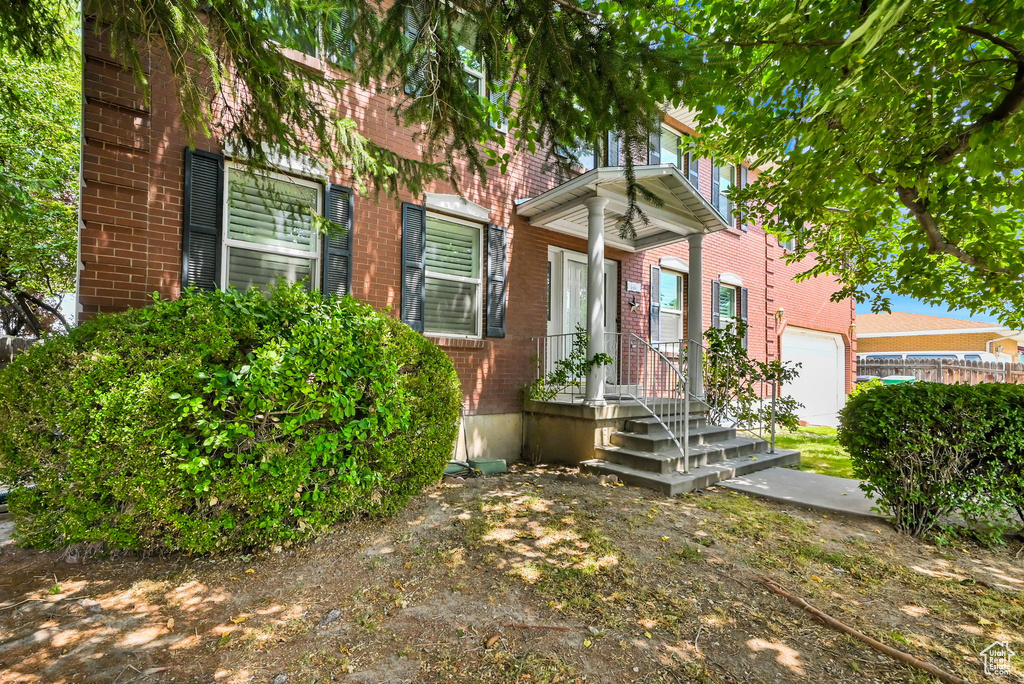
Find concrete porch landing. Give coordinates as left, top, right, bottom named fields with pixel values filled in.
left=720, top=468, right=885, bottom=519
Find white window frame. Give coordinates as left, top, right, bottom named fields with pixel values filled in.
left=453, top=15, right=487, bottom=98
left=719, top=283, right=738, bottom=328
left=221, top=163, right=324, bottom=291
left=460, top=50, right=486, bottom=98
left=659, top=269, right=685, bottom=343
left=660, top=125, right=683, bottom=169
left=423, top=212, right=484, bottom=339
left=716, top=162, right=736, bottom=217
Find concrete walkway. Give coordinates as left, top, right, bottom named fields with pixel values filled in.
left=720, top=467, right=886, bottom=519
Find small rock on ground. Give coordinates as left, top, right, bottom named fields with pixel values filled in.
left=317, top=608, right=342, bottom=629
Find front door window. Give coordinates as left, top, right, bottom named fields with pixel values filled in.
left=565, top=258, right=588, bottom=335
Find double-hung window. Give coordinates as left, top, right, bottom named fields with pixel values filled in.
left=660, top=126, right=683, bottom=168
left=424, top=215, right=483, bottom=337
left=257, top=2, right=354, bottom=68
left=718, top=283, right=738, bottom=329
left=223, top=166, right=322, bottom=292
left=715, top=163, right=735, bottom=218
left=659, top=269, right=685, bottom=342
left=456, top=20, right=486, bottom=98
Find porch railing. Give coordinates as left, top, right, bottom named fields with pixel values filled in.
left=532, top=333, right=782, bottom=469
left=533, top=331, right=694, bottom=472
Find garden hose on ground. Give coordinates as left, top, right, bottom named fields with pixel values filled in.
left=443, top=461, right=481, bottom=478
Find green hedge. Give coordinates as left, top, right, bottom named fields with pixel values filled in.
left=838, top=382, right=1024, bottom=539
left=0, top=285, right=461, bottom=553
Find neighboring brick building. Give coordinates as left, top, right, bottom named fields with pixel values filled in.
left=77, top=20, right=856, bottom=459
left=857, top=312, right=1023, bottom=360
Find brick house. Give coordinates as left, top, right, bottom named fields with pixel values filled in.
left=857, top=311, right=1023, bottom=360
left=77, top=17, right=855, bottom=484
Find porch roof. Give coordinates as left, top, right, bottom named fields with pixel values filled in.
left=515, top=165, right=730, bottom=252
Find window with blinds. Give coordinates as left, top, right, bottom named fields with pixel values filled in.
left=659, top=269, right=684, bottom=342
left=719, top=284, right=737, bottom=327
left=224, top=168, right=321, bottom=292
left=424, top=215, right=482, bottom=336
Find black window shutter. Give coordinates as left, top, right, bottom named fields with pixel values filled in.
left=404, top=3, right=426, bottom=96
left=687, top=152, right=699, bottom=189
left=738, top=165, right=749, bottom=231
left=486, top=223, right=508, bottom=338
left=740, top=286, right=749, bottom=349
left=711, top=164, right=721, bottom=212
left=648, top=128, right=661, bottom=165
left=322, top=184, right=353, bottom=298
left=607, top=131, right=621, bottom=167
left=711, top=279, right=722, bottom=330
left=401, top=202, right=426, bottom=331
left=650, top=264, right=661, bottom=344
left=182, top=148, right=224, bottom=291
left=324, top=8, right=355, bottom=69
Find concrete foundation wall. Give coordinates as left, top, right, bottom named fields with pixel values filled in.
left=454, top=412, right=523, bottom=463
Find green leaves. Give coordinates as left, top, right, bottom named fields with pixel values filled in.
left=684, top=0, right=1024, bottom=325
left=0, top=6, right=78, bottom=335
left=702, top=321, right=803, bottom=430
left=0, top=283, right=461, bottom=553
left=839, top=382, right=1024, bottom=541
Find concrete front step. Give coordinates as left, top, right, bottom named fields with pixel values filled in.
left=611, top=424, right=736, bottom=452
left=581, top=449, right=801, bottom=496
left=596, top=436, right=767, bottom=473
left=624, top=415, right=707, bottom=433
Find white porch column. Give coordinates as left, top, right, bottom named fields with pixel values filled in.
left=687, top=233, right=704, bottom=398
left=584, top=196, right=609, bottom=406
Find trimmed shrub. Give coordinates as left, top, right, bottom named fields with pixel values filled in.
left=838, top=382, right=1024, bottom=539
left=0, top=284, right=461, bottom=553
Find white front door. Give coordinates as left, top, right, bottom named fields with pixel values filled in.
left=546, top=247, right=619, bottom=381
left=547, top=247, right=618, bottom=337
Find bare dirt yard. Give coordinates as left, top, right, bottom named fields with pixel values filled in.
left=1, top=464, right=1022, bottom=683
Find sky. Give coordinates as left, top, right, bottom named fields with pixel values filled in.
left=855, top=294, right=993, bottom=324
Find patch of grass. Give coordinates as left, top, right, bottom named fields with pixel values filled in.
left=690, top=490, right=812, bottom=542
left=421, top=646, right=581, bottom=682
left=775, top=427, right=855, bottom=479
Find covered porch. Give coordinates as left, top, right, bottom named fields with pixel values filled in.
left=516, top=164, right=730, bottom=404
left=515, top=165, right=801, bottom=494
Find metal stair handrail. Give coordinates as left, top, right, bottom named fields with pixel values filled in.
left=532, top=331, right=704, bottom=472
left=616, top=332, right=692, bottom=472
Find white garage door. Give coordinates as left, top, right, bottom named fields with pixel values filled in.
left=781, top=327, right=846, bottom=428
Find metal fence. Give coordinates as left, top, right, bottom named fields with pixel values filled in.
left=857, top=357, right=1024, bottom=385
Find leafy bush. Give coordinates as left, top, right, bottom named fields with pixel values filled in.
left=839, top=382, right=1024, bottom=539
left=702, top=321, right=803, bottom=430
left=0, top=284, right=460, bottom=553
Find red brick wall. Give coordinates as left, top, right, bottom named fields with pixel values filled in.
left=79, top=25, right=855, bottom=418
